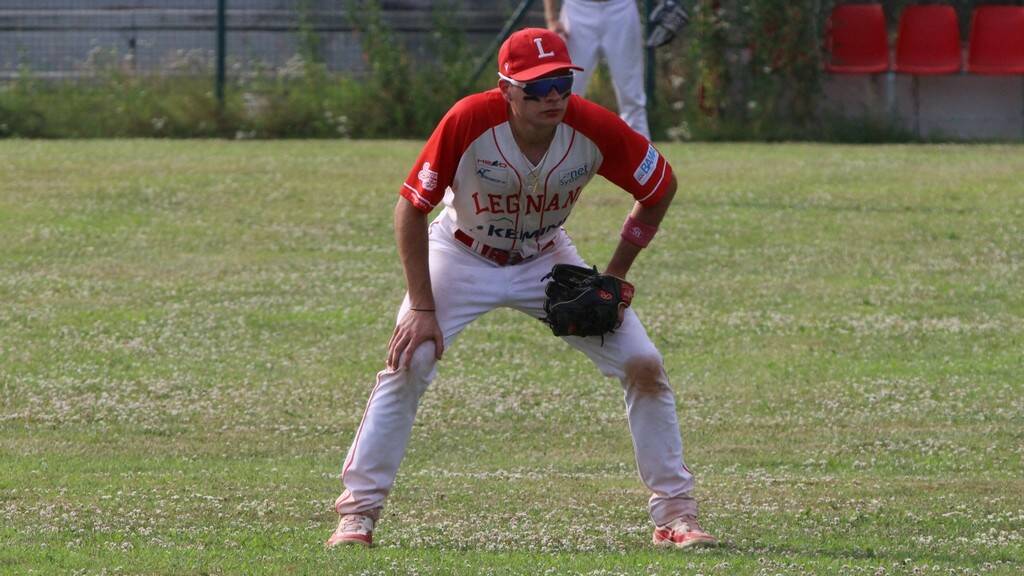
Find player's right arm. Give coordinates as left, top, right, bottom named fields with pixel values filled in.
left=388, top=92, right=497, bottom=369
left=387, top=197, right=443, bottom=370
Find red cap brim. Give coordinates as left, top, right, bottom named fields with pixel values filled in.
left=508, top=62, right=584, bottom=82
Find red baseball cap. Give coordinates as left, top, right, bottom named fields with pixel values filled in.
left=498, top=28, right=583, bottom=82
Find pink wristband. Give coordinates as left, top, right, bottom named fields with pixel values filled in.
left=621, top=215, right=658, bottom=248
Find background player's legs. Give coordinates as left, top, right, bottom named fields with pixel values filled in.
left=561, top=0, right=604, bottom=95
left=335, top=227, right=501, bottom=516
left=508, top=240, right=696, bottom=526
left=601, top=0, right=650, bottom=139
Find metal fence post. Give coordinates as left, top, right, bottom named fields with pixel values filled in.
left=216, top=0, right=227, bottom=108
left=466, top=0, right=536, bottom=92
left=645, top=0, right=655, bottom=110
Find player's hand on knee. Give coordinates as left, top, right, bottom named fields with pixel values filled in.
left=387, top=309, right=444, bottom=371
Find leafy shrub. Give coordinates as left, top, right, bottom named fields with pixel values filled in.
left=0, top=0, right=926, bottom=141
left=0, top=0, right=477, bottom=140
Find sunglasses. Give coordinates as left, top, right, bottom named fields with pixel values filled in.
left=499, top=73, right=574, bottom=100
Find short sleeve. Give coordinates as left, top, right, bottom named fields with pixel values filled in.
left=400, top=91, right=502, bottom=212
left=564, top=97, right=675, bottom=207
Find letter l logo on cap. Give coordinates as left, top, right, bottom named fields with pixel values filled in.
left=533, top=38, right=555, bottom=59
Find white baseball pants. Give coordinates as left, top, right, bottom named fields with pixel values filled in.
left=335, top=214, right=697, bottom=526
left=560, top=0, right=651, bottom=139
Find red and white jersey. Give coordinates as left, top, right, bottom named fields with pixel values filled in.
left=400, top=89, right=674, bottom=255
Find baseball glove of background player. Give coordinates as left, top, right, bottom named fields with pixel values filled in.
left=541, top=264, right=635, bottom=338
left=646, top=0, right=690, bottom=48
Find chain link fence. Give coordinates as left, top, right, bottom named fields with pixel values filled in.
left=0, top=1, right=543, bottom=82
left=0, top=1, right=550, bottom=137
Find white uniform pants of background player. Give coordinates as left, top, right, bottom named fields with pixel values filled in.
left=559, top=0, right=650, bottom=140
left=334, top=215, right=697, bottom=526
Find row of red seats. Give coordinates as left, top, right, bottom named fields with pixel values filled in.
left=825, top=4, right=1024, bottom=75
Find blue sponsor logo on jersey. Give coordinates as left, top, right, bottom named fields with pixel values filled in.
left=633, top=144, right=659, bottom=186
left=558, top=163, right=589, bottom=186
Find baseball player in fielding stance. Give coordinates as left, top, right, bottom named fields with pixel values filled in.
left=326, top=28, right=716, bottom=550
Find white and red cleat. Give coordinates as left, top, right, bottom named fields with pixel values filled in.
left=325, top=513, right=375, bottom=548
left=652, top=516, right=718, bottom=549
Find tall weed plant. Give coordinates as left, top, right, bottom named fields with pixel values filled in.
left=238, top=0, right=478, bottom=139
left=340, top=0, right=478, bottom=138
left=664, top=0, right=827, bottom=140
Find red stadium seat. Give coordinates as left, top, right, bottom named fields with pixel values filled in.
left=824, top=4, right=890, bottom=73
left=894, top=5, right=962, bottom=74
left=967, top=6, right=1024, bottom=75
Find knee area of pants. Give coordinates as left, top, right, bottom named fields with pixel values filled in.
left=624, top=356, right=669, bottom=395
left=406, top=342, right=438, bottom=380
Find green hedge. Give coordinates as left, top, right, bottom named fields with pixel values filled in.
left=0, top=1, right=474, bottom=140
left=0, top=0, right=918, bottom=141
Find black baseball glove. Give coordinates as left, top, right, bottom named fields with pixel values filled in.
left=646, top=0, right=690, bottom=48
left=541, top=264, right=635, bottom=338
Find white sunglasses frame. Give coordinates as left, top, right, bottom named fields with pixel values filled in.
left=498, top=72, right=575, bottom=98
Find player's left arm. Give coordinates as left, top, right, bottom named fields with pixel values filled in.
left=605, top=173, right=676, bottom=278
left=565, top=98, right=676, bottom=279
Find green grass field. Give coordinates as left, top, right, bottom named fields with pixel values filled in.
left=1, top=140, right=1022, bottom=575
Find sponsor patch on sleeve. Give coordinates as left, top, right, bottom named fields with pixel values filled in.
left=418, top=161, right=439, bottom=191
left=633, top=144, right=659, bottom=186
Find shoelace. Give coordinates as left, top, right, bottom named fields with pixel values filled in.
left=340, top=515, right=372, bottom=534
left=669, top=516, right=702, bottom=533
